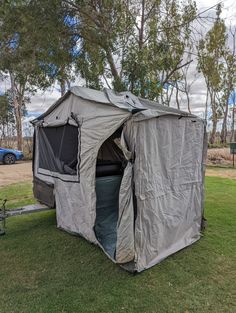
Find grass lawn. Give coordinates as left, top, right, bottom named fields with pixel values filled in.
left=0, top=177, right=235, bottom=313
left=0, top=182, right=36, bottom=209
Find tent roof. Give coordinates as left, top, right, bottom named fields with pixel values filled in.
left=32, top=86, right=197, bottom=124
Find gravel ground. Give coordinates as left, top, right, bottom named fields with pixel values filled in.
left=0, top=161, right=33, bottom=187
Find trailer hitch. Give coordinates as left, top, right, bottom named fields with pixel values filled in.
left=0, top=201, right=53, bottom=236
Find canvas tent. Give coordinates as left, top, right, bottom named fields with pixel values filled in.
left=32, top=86, right=207, bottom=272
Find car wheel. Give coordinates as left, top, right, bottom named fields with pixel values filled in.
left=3, top=153, right=16, bottom=165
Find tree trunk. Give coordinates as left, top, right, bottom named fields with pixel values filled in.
left=139, top=0, right=145, bottom=97
left=176, top=82, right=180, bottom=110
left=230, top=104, right=235, bottom=142
left=210, top=93, right=217, bottom=144
left=220, top=87, right=231, bottom=144
left=220, top=99, right=229, bottom=144
left=66, top=79, right=71, bottom=90
left=186, top=91, right=191, bottom=114
left=204, top=89, right=209, bottom=121
left=60, top=79, right=66, bottom=96
left=10, top=73, right=23, bottom=151
left=210, top=115, right=217, bottom=144
left=106, top=49, right=123, bottom=91
left=15, top=102, right=23, bottom=150
left=166, top=85, right=174, bottom=106
left=139, top=0, right=145, bottom=50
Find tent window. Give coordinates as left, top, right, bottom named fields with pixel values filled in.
left=38, top=125, right=79, bottom=176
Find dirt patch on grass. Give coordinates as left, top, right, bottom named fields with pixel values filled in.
left=206, top=148, right=236, bottom=179
left=206, top=167, right=236, bottom=179
left=0, top=161, right=32, bottom=187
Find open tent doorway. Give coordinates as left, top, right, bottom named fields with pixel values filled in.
left=94, top=127, right=127, bottom=259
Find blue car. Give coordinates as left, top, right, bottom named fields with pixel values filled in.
left=0, top=147, right=24, bottom=164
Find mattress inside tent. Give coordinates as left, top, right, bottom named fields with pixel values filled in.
left=94, top=175, right=122, bottom=259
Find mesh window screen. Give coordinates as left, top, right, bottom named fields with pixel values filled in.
left=38, top=125, right=78, bottom=176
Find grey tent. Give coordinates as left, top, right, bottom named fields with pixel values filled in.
left=32, top=86, right=207, bottom=272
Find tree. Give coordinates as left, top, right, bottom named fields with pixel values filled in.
left=0, top=0, right=227, bottom=152
left=0, top=0, right=77, bottom=150
left=220, top=27, right=236, bottom=143
left=0, top=94, right=15, bottom=146
left=123, top=0, right=196, bottom=101
left=230, top=92, right=236, bottom=142
left=220, top=46, right=236, bottom=143
left=197, top=4, right=227, bottom=144
left=64, top=0, right=197, bottom=101
left=228, top=28, right=236, bottom=144
left=63, top=0, right=129, bottom=91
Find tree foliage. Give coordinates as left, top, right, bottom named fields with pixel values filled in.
left=197, top=5, right=227, bottom=143
left=198, top=4, right=236, bottom=143
left=1, top=0, right=236, bottom=146
left=64, top=0, right=197, bottom=101
left=0, top=93, right=15, bottom=144
left=0, top=0, right=77, bottom=149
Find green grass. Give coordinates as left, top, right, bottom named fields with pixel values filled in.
left=0, top=182, right=36, bottom=209
left=0, top=177, right=235, bottom=313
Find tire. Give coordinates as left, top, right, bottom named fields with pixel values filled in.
left=3, top=153, right=16, bottom=165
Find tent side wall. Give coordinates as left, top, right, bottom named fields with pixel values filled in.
left=33, top=94, right=131, bottom=245
left=129, top=114, right=206, bottom=272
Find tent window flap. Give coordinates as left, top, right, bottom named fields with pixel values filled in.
left=38, top=125, right=79, bottom=176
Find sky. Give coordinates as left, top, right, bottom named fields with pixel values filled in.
left=1, top=0, right=236, bottom=124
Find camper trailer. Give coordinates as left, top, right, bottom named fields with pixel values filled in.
left=32, top=86, right=207, bottom=272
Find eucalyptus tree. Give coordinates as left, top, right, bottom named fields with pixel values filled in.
left=0, top=0, right=225, bottom=151
left=229, top=26, right=236, bottom=143
left=64, top=0, right=133, bottom=91
left=64, top=0, right=197, bottom=101
left=0, top=0, right=77, bottom=150
left=122, top=0, right=196, bottom=101
left=197, top=4, right=227, bottom=144
left=220, top=26, right=236, bottom=143
left=220, top=46, right=236, bottom=143
left=0, top=94, right=15, bottom=145
left=198, top=5, right=236, bottom=144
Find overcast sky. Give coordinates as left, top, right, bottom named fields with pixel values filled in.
left=1, top=0, right=236, bottom=119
